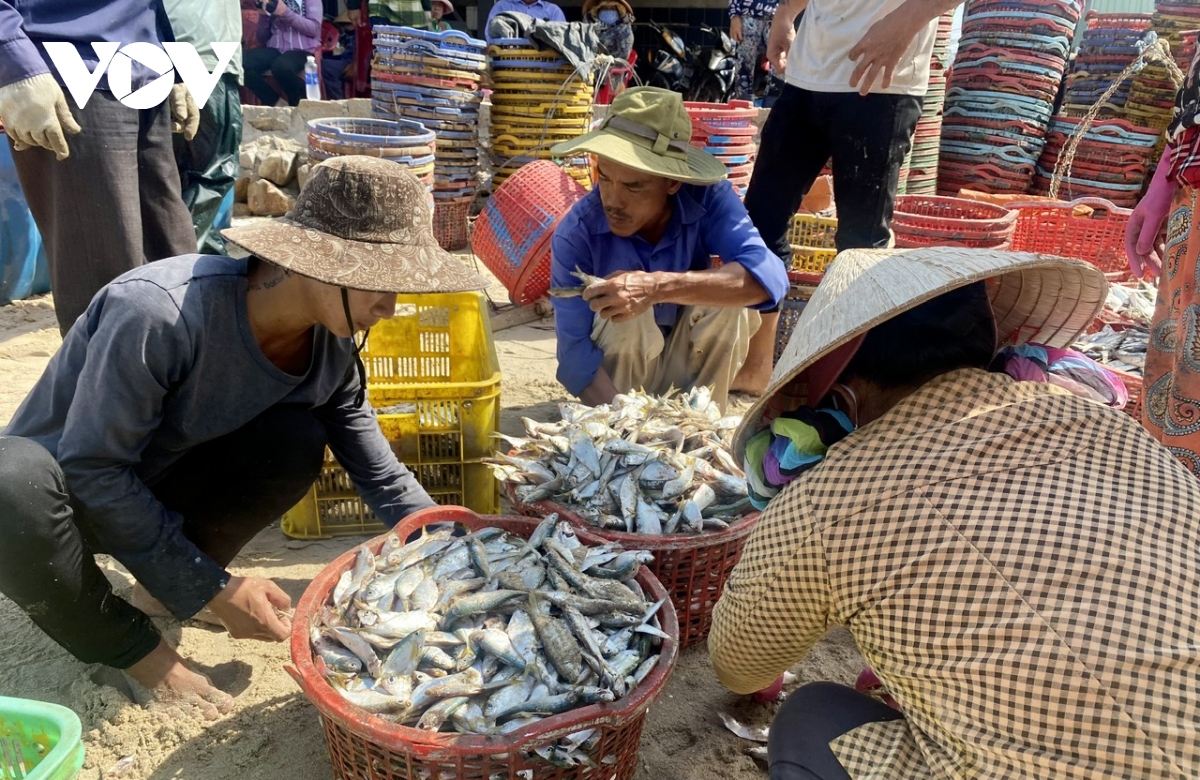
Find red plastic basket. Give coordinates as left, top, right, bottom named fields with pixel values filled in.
left=433, top=198, right=471, bottom=251
left=1007, top=197, right=1132, bottom=277
left=506, top=486, right=758, bottom=649
left=471, top=162, right=587, bottom=306
left=891, top=195, right=1016, bottom=247
left=287, top=507, right=678, bottom=780
left=1112, top=368, right=1143, bottom=419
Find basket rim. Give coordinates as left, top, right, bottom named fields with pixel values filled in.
left=505, top=483, right=760, bottom=552
left=288, top=508, right=678, bottom=757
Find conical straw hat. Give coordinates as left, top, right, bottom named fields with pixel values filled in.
left=733, top=247, right=1109, bottom=461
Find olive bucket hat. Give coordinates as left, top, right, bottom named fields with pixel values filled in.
left=221, top=155, right=489, bottom=294
left=551, top=87, right=728, bottom=185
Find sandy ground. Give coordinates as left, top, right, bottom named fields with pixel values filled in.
left=0, top=281, right=862, bottom=780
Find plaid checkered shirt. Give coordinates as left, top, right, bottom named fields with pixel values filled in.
left=710, top=369, right=1200, bottom=779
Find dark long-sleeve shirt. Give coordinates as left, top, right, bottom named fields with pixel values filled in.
left=4, top=255, right=435, bottom=619
left=0, top=0, right=168, bottom=90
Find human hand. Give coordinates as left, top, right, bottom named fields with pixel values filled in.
left=205, top=576, right=293, bottom=641
left=1126, top=162, right=1176, bottom=279
left=582, top=271, right=660, bottom=323
left=767, top=13, right=795, bottom=73
left=847, top=12, right=920, bottom=96
left=0, top=73, right=82, bottom=161
left=168, top=84, right=200, bottom=141
left=730, top=16, right=744, bottom=44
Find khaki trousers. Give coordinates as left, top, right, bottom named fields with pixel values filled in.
left=592, top=306, right=761, bottom=412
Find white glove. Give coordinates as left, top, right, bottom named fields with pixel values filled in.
left=169, top=83, right=200, bottom=141
left=0, top=73, right=82, bottom=161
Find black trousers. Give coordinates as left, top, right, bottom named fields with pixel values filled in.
left=744, top=85, right=922, bottom=264
left=9, top=92, right=196, bottom=335
left=243, top=48, right=311, bottom=107
left=0, top=406, right=326, bottom=669
left=769, top=682, right=905, bottom=780
left=174, top=74, right=244, bottom=255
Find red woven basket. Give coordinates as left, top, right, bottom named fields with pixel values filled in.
left=471, top=161, right=587, bottom=306
left=1007, top=197, right=1133, bottom=278
left=892, top=195, right=1017, bottom=235
left=287, top=507, right=679, bottom=780
left=506, top=486, right=758, bottom=648
left=433, top=198, right=471, bottom=251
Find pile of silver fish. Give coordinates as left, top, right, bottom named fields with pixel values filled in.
left=1073, top=324, right=1148, bottom=376
left=488, top=388, right=751, bottom=535
left=310, top=515, right=668, bottom=767
left=1105, top=282, right=1156, bottom=326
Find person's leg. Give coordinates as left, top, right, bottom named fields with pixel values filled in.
left=173, top=74, right=244, bottom=255
left=737, top=86, right=832, bottom=395
left=769, top=682, right=906, bottom=780
left=591, top=310, right=666, bottom=395
left=658, top=306, right=759, bottom=411
left=272, top=50, right=312, bottom=106
left=825, top=92, right=921, bottom=251
left=138, top=103, right=201, bottom=263
left=243, top=47, right=285, bottom=106
left=734, top=17, right=765, bottom=102
left=0, top=436, right=162, bottom=667
left=147, top=405, right=328, bottom=568
left=322, top=54, right=349, bottom=100
left=9, top=93, right=149, bottom=335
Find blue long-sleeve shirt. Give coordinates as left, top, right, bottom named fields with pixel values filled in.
left=0, top=0, right=169, bottom=91
left=4, top=255, right=435, bottom=620
left=550, top=181, right=788, bottom=397
left=485, top=0, right=565, bottom=41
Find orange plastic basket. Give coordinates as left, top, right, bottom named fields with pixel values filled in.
left=287, top=507, right=678, bottom=780
left=1007, top=197, right=1133, bottom=277
left=506, top=486, right=758, bottom=648
left=471, top=161, right=587, bottom=305
left=1114, top=369, right=1143, bottom=420
left=891, top=195, right=1017, bottom=236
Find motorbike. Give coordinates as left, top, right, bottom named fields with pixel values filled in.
left=636, top=21, right=738, bottom=103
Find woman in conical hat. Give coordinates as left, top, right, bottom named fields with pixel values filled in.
left=709, top=246, right=1200, bottom=779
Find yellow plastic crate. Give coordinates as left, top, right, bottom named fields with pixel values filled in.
left=788, top=213, right=838, bottom=250
left=281, top=292, right=501, bottom=539
left=790, top=247, right=837, bottom=274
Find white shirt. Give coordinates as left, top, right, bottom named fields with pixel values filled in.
left=785, top=0, right=937, bottom=96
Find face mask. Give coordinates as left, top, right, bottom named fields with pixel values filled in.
left=598, top=9, right=620, bottom=24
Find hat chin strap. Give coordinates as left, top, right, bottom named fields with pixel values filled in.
left=341, top=287, right=370, bottom=408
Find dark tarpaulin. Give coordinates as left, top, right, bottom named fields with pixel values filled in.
left=487, top=12, right=604, bottom=78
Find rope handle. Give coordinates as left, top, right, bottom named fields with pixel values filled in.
left=1050, top=32, right=1186, bottom=200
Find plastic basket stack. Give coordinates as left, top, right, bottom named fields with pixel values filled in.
left=307, top=117, right=437, bottom=202
left=1125, top=4, right=1200, bottom=135
left=281, top=292, right=502, bottom=539
left=938, top=0, right=1083, bottom=196
left=1061, top=13, right=1153, bottom=118
left=370, top=27, right=487, bottom=251
left=890, top=194, right=1017, bottom=249
left=685, top=100, right=758, bottom=197
left=487, top=38, right=593, bottom=189
left=898, top=12, right=955, bottom=196
left=1032, top=117, right=1161, bottom=207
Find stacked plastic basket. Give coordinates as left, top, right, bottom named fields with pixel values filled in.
left=306, top=117, right=436, bottom=197
left=487, top=39, right=593, bottom=189
left=891, top=195, right=1018, bottom=249
left=1032, top=117, right=1160, bottom=207
left=1061, top=13, right=1153, bottom=119
left=898, top=12, right=954, bottom=196
left=1125, top=3, right=1200, bottom=134
left=938, top=0, right=1083, bottom=196
left=685, top=100, right=758, bottom=197
left=370, top=27, right=487, bottom=250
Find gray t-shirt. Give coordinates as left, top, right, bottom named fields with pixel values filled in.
left=5, top=255, right=434, bottom=617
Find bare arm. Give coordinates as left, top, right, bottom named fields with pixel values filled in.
left=578, top=366, right=621, bottom=407
left=581, top=262, right=769, bottom=324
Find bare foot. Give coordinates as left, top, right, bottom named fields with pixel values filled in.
left=124, top=640, right=235, bottom=721
left=731, top=313, right=779, bottom=396
left=130, top=583, right=224, bottom=628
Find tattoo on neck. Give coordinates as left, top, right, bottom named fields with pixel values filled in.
left=249, top=267, right=291, bottom=291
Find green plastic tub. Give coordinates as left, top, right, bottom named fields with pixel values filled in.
left=0, top=695, right=84, bottom=779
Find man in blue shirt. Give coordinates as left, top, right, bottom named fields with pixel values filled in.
left=485, top=0, right=566, bottom=40
left=549, top=87, right=788, bottom=412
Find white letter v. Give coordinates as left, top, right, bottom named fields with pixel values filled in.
left=43, top=42, right=120, bottom=109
